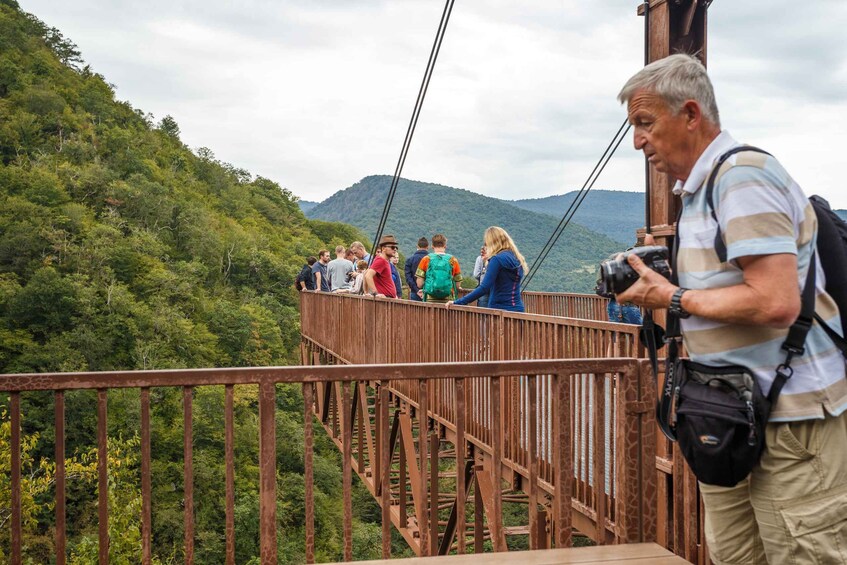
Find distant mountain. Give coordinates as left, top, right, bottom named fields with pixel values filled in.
left=510, top=190, right=645, bottom=246
left=307, top=176, right=621, bottom=292
left=298, top=200, right=319, bottom=213
left=836, top=209, right=847, bottom=222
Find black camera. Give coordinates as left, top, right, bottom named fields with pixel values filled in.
left=599, top=245, right=671, bottom=295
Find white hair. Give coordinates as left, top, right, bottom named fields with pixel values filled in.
left=618, top=53, right=720, bottom=127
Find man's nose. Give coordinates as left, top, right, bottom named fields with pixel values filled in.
left=633, top=130, right=647, bottom=150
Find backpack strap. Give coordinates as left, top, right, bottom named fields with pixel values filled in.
left=704, top=145, right=772, bottom=263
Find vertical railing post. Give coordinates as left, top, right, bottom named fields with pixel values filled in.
left=593, top=373, right=607, bottom=542
left=55, top=391, right=66, bottom=565
left=141, top=388, right=152, bottom=565
left=553, top=373, right=573, bottom=547
left=342, top=382, right=353, bottom=562
left=455, top=378, right=467, bottom=554
left=183, top=386, right=194, bottom=564
left=303, top=383, right=315, bottom=564
left=10, top=392, right=22, bottom=565
left=225, top=385, right=236, bottom=565
left=98, top=389, right=109, bottom=565
left=429, top=432, right=439, bottom=555
left=418, top=379, right=430, bottom=556
left=259, top=381, right=277, bottom=564
left=528, top=375, right=539, bottom=549
left=490, top=376, right=503, bottom=551
left=380, top=385, right=391, bottom=559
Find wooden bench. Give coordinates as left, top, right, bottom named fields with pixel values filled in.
left=332, top=543, right=690, bottom=564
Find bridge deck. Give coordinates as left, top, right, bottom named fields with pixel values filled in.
left=331, top=542, right=688, bottom=564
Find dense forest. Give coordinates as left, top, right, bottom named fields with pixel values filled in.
left=0, top=1, right=397, bottom=562
left=307, top=176, right=622, bottom=293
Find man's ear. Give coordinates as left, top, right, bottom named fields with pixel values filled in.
left=683, top=100, right=702, bottom=130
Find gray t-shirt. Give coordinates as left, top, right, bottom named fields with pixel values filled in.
left=327, top=257, right=355, bottom=290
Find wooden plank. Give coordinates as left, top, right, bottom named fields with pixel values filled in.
left=330, top=542, right=688, bottom=564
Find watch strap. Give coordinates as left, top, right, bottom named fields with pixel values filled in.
left=670, top=287, right=690, bottom=319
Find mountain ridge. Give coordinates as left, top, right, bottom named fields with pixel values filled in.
left=307, top=175, right=623, bottom=292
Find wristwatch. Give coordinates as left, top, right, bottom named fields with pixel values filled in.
left=669, top=287, right=691, bottom=319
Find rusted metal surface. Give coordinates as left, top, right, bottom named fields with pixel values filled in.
left=183, top=386, right=194, bottom=565
left=141, top=388, right=152, bottom=565
left=455, top=378, right=467, bottom=555
left=10, top=392, right=22, bottom=565
left=225, top=385, right=236, bottom=565
left=1, top=290, right=674, bottom=563
left=304, top=383, right=316, bottom=564
left=342, top=382, right=353, bottom=562
left=258, top=381, right=277, bottom=564
left=418, top=379, right=430, bottom=557
left=55, top=391, right=66, bottom=565
left=379, top=385, right=391, bottom=560
left=97, top=389, right=108, bottom=565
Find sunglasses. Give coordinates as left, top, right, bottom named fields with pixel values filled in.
left=384, top=244, right=398, bottom=250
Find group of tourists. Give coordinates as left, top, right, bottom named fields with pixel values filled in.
left=294, top=226, right=528, bottom=312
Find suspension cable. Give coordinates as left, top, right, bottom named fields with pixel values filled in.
left=521, top=119, right=631, bottom=291
left=370, top=0, right=456, bottom=262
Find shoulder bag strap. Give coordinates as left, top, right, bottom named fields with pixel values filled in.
left=704, top=145, right=771, bottom=263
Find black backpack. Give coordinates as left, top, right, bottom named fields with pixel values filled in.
left=705, top=146, right=847, bottom=351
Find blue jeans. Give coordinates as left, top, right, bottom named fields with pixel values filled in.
left=607, top=300, right=642, bottom=325
left=477, top=293, right=490, bottom=308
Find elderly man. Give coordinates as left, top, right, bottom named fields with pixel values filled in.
left=616, top=54, right=847, bottom=564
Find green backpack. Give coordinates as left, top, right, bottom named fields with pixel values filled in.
left=423, top=253, right=454, bottom=300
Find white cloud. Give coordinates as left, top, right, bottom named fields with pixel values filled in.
left=18, top=0, right=847, bottom=207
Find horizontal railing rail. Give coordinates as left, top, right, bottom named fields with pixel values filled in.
left=300, top=292, right=638, bottom=366
left=457, top=289, right=611, bottom=321
left=0, top=358, right=655, bottom=564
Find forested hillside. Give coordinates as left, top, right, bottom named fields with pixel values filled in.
left=0, top=2, right=388, bottom=562
left=510, top=190, right=644, bottom=246
left=307, top=176, right=621, bottom=292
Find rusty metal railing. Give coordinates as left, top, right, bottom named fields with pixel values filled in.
left=299, top=292, right=657, bottom=554
left=0, top=358, right=655, bottom=564
left=456, top=289, right=611, bottom=321
left=300, top=292, right=638, bottom=365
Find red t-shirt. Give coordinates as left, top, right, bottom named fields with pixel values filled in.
left=370, top=256, right=397, bottom=298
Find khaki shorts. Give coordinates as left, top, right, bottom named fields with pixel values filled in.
left=700, top=410, right=847, bottom=564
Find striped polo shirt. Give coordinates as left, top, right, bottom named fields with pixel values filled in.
left=675, top=131, right=847, bottom=421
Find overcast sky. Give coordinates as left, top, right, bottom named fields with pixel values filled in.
left=20, top=1, right=847, bottom=208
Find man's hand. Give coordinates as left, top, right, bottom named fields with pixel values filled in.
left=615, top=253, right=677, bottom=309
